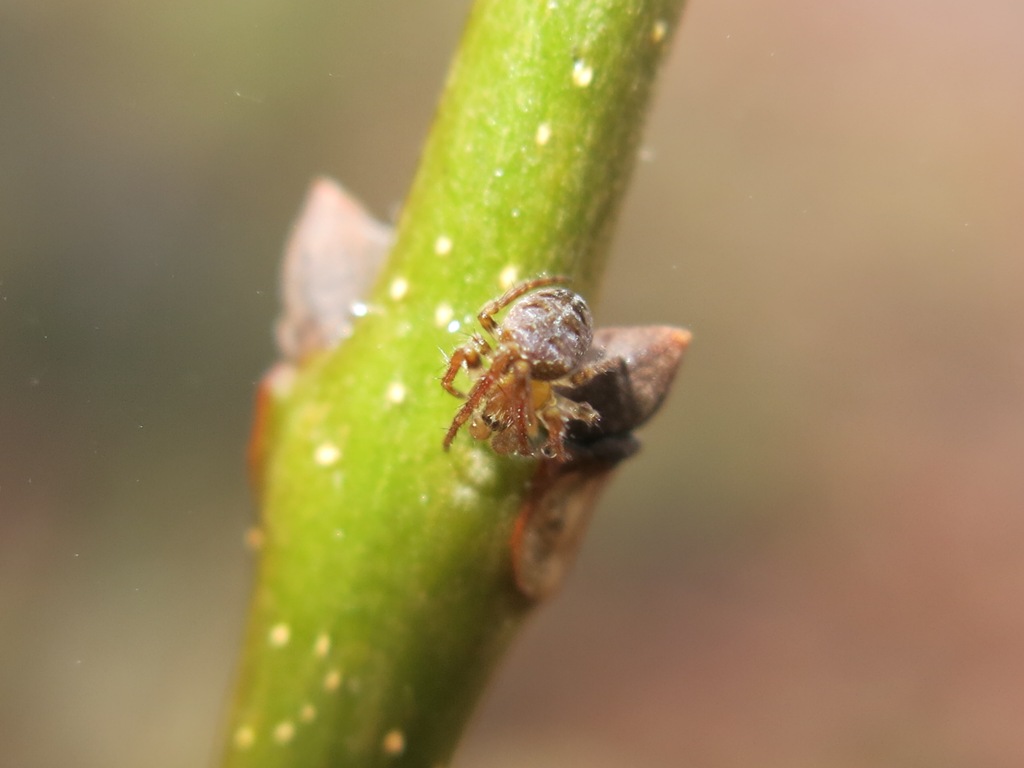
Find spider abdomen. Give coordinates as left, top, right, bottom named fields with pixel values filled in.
left=501, top=288, right=593, bottom=380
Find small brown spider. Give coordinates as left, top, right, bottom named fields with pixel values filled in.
left=442, top=276, right=604, bottom=460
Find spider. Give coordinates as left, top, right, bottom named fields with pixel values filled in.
left=441, top=276, right=604, bottom=461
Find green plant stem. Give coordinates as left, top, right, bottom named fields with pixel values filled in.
left=220, top=1, right=685, bottom=766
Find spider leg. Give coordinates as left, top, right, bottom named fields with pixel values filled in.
left=537, top=405, right=571, bottom=461
left=506, top=359, right=538, bottom=455
left=565, top=353, right=623, bottom=388
left=539, top=394, right=599, bottom=461
left=441, top=333, right=491, bottom=398
left=477, top=275, right=569, bottom=336
left=443, top=348, right=517, bottom=450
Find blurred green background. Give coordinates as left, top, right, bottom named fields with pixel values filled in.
left=3, top=1, right=1024, bottom=766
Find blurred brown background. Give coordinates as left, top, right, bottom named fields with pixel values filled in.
left=3, top=1, right=1023, bottom=766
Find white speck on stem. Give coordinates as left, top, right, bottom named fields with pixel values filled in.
left=389, top=277, right=409, bottom=301
left=434, top=303, right=454, bottom=328
left=273, top=721, right=295, bottom=745
left=535, top=122, right=552, bottom=146
left=268, top=623, right=291, bottom=648
left=351, top=302, right=369, bottom=317
left=324, top=668, right=343, bottom=692
left=434, top=235, right=453, bottom=255
left=499, top=265, right=519, bottom=289
left=234, top=726, right=256, bottom=750
left=447, top=319, right=461, bottom=333
left=300, top=703, right=317, bottom=723
left=382, top=729, right=406, bottom=756
left=452, top=484, right=478, bottom=507
left=314, top=442, right=341, bottom=466
left=386, top=381, right=406, bottom=405
left=572, top=60, right=594, bottom=87
left=652, top=19, right=668, bottom=43
left=464, top=448, right=496, bottom=487
left=314, top=632, right=331, bottom=658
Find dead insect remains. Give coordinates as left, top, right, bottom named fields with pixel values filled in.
left=442, top=276, right=607, bottom=461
